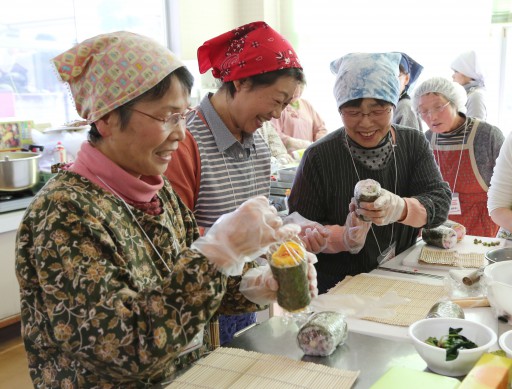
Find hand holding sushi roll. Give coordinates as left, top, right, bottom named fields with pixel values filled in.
left=269, top=239, right=311, bottom=312
left=239, top=251, right=318, bottom=306
left=192, top=196, right=301, bottom=276
left=357, top=186, right=406, bottom=226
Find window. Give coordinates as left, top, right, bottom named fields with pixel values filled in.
left=0, top=0, right=167, bottom=147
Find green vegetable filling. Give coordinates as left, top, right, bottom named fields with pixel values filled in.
left=424, top=327, right=478, bottom=361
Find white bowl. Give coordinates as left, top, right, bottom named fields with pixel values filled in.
left=483, top=261, right=512, bottom=323
left=408, top=318, right=497, bottom=376
left=499, top=330, right=512, bottom=358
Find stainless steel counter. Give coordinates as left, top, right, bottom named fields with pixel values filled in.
left=226, top=316, right=428, bottom=388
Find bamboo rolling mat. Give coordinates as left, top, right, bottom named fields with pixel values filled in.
left=328, top=273, right=447, bottom=326
left=165, top=347, right=359, bottom=389
left=419, top=246, right=485, bottom=268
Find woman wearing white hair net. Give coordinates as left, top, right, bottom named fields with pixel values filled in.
left=451, top=50, right=487, bottom=120
left=287, top=52, right=451, bottom=293
left=413, top=76, right=504, bottom=237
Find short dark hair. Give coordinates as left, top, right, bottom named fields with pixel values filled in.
left=88, top=66, right=194, bottom=143
left=220, top=68, right=306, bottom=97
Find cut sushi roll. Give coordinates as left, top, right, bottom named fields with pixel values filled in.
left=354, top=179, right=382, bottom=222
left=268, top=239, right=310, bottom=312
left=442, top=220, right=466, bottom=242
left=297, top=311, right=348, bottom=356
left=422, top=225, right=458, bottom=249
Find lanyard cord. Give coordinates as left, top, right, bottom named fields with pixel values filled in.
left=95, top=175, right=174, bottom=275
left=221, top=150, right=259, bottom=209
left=434, top=119, right=468, bottom=193
left=198, top=107, right=261, bottom=209
left=345, top=131, right=397, bottom=256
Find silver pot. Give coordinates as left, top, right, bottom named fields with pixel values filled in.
left=485, top=247, right=512, bottom=263
left=0, top=152, right=41, bottom=192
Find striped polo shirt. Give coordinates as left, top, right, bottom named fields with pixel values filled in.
left=188, top=94, right=271, bottom=228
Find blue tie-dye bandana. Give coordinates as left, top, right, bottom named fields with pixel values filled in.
left=330, top=52, right=401, bottom=109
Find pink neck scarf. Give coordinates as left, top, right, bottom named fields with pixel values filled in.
left=69, top=142, right=164, bottom=205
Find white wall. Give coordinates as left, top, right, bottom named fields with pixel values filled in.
left=288, top=0, right=494, bottom=131
left=177, top=0, right=237, bottom=61
left=175, top=0, right=509, bottom=133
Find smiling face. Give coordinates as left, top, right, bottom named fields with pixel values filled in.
left=340, top=98, right=394, bottom=148
left=417, top=93, right=461, bottom=134
left=228, top=75, right=302, bottom=135
left=94, top=74, right=189, bottom=177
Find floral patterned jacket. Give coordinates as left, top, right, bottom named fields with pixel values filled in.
left=15, top=171, right=263, bottom=388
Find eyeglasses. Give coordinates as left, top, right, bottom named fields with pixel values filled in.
left=418, top=102, right=450, bottom=119
left=340, top=107, right=392, bottom=120
left=128, top=107, right=194, bottom=130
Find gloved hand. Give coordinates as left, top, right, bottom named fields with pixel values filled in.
left=357, top=189, right=406, bottom=226
left=240, top=252, right=318, bottom=305
left=302, top=227, right=331, bottom=254
left=191, top=196, right=300, bottom=276
left=284, top=212, right=331, bottom=254
left=343, top=200, right=371, bottom=253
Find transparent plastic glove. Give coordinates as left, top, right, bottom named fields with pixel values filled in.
left=240, top=253, right=318, bottom=305
left=343, top=208, right=371, bottom=254
left=357, top=188, right=406, bottom=226
left=284, top=212, right=330, bottom=254
left=191, top=196, right=301, bottom=276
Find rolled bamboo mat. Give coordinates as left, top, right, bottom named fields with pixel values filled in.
left=419, top=246, right=485, bottom=268
left=165, top=347, right=359, bottom=388
left=328, top=273, right=447, bottom=326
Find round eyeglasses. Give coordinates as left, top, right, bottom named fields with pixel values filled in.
left=129, top=107, right=194, bottom=130
left=340, top=107, right=392, bottom=120
left=418, top=102, right=450, bottom=119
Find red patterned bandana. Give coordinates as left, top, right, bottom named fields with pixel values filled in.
left=198, top=21, right=302, bottom=82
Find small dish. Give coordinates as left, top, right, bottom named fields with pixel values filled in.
left=408, top=317, right=497, bottom=377
left=499, top=330, right=512, bottom=358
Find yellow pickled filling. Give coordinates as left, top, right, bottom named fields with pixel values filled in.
left=271, top=241, right=305, bottom=267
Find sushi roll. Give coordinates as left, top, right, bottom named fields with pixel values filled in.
left=268, top=239, right=310, bottom=312
left=442, top=220, right=466, bottom=242
left=297, top=311, right=348, bottom=356
left=354, top=179, right=382, bottom=222
left=422, top=225, right=458, bottom=249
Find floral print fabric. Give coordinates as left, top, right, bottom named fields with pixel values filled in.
left=15, top=171, right=249, bottom=388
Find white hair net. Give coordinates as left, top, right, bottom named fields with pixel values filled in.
left=451, top=50, right=485, bottom=86
left=412, top=77, right=467, bottom=115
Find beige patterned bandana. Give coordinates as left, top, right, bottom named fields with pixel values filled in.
left=52, top=31, right=185, bottom=123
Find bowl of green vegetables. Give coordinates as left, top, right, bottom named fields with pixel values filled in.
left=408, top=318, right=497, bottom=376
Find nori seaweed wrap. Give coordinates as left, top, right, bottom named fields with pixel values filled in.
left=422, top=225, right=458, bottom=249
left=268, top=239, right=310, bottom=312
left=297, top=311, right=348, bottom=356
left=354, top=179, right=382, bottom=221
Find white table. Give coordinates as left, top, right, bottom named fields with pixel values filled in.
left=341, top=235, right=511, bottom=345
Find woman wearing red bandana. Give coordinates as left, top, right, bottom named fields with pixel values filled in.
left=165, top=21, right=310, bottom=346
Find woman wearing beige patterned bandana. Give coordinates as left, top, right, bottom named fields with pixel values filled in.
left=15, top=31, right=307, bottom=388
